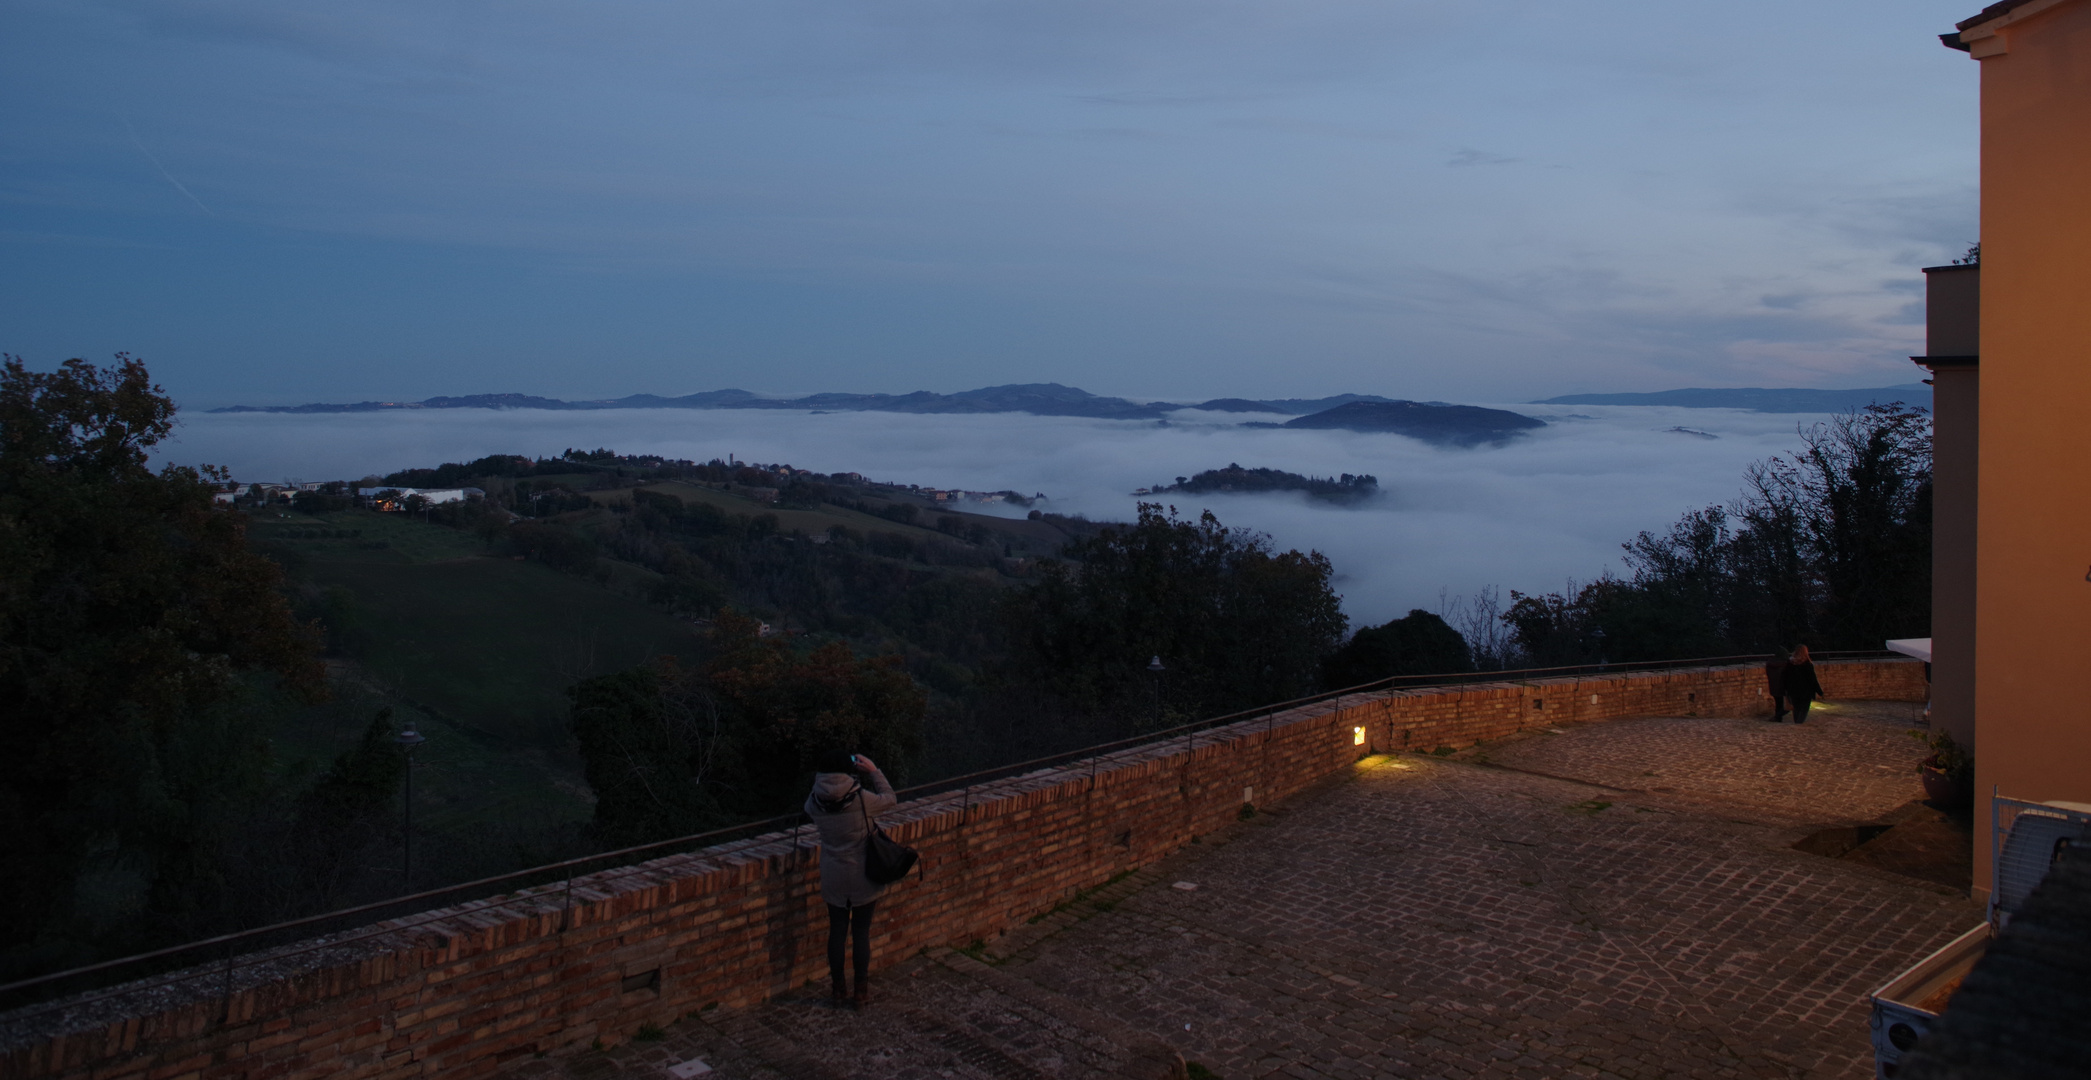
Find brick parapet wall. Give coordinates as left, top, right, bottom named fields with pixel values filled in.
left=4, top=660, right=1923, bottom=1080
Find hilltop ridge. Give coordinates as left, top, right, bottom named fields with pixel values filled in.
left=211, top=384, right=1406, bottom=421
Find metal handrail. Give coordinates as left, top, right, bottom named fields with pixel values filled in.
left=0, top=648, right=1908, bottom=1018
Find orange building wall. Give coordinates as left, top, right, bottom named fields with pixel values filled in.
left=1967, top=0, right=2091, bottom=895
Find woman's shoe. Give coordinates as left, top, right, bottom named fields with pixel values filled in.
left=832, top=983, right=850, bottom=1007
left=852, top=980, right=871, bottom=1010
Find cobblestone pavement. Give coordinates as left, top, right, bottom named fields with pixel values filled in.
left=1472, top=699, right=1932, bottom=826
left=505, top=701, right=1977, bottom=1080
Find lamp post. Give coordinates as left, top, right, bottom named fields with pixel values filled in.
left=1147, top=655, right=1165, bottom=730
left=395, top=726, right=426, bottom=891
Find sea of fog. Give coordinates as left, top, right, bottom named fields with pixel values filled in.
left=160, top=404, right=1832, bottom=628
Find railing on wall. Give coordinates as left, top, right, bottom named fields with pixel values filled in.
left=0, top=650, right=1906, bottom=1024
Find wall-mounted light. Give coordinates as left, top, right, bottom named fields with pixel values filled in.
left=1353, top=725, right=1366, bottom=746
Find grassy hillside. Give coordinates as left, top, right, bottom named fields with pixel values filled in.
left=591, top=478, right=1082, bottom=556
left=254, top=509, right=703, bottom=840
left=595, top=480, right=954, bottom=544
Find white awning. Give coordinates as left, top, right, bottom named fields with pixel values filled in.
left=1885, top=637, right=1932, bottom=663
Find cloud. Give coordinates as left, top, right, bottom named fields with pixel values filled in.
left=1, top=0, right=1982, bottom=406
left=1447, top=148, right=1518, bottom=167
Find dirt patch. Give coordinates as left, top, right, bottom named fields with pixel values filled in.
left=1794, top=824, right=1894, bottom=858
left=1791, top=799, right=1973, bottom=891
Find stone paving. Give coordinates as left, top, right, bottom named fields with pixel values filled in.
left=503, top=700, right=1977, bottom=1080
left=1474, top=699, right=1932, bottom=826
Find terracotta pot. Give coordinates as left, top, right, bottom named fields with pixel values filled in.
left=1920, top=764, right=1970, bottom=807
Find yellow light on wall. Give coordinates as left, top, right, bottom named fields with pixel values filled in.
left=1353, top=726, right=1367, bottom=746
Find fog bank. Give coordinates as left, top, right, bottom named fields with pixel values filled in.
left=162, top=404, right=1854, bottom=627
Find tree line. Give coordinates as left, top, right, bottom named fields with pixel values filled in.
left=1493, top=404, right=1931, bottom=665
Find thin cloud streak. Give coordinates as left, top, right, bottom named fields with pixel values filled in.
left=121, top=116, right=213, bottom=216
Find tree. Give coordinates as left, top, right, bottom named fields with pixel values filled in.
left=570, top=612, right=925, bottom=846
left=568, top=659, right=727, bottom=847
left=1322, top=609, right=1472, bottom=689
left=1747, top=403, right=1932, bottom=648
left=287, top=708, right=407, bottom=907
left=1004, top=504, right=1346, bottom=724
left=0, top=356, right=323, bottom=968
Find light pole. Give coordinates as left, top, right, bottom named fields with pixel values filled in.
left=395, top=726, right=426, bottom=891
left=1147, top=655, right=1165, bottom=730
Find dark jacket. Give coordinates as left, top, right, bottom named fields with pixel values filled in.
left=1785, top=660, right=1823, bottom=702
left=804, top=764, right=896, bottom=907
left=1764, top=658, right=1789, bottom=696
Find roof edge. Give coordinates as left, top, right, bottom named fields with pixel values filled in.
left=1957, top=0, right=2076, bottom=35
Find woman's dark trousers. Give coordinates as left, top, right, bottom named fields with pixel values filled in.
left=1792, top=695, right=1814, bottom=723
left=827, top=902, right=876, bottom=992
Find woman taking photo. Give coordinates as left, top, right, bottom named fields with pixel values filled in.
left=805, top=749, right=895, bottom=1008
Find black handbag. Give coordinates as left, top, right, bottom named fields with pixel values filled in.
left=859, top=793, right=920, bottom=884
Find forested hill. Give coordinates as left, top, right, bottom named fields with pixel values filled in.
left=233, top=448, right=1349, bottom=898
left=1148, top=464, right=1379, bottom=504
left=1275, top=400, right=1546, bottom=446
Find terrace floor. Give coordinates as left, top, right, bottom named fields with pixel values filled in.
left=504, top=699, right=1980, bottom=1080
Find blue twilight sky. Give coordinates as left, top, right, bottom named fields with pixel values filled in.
left=1, top=1, right=1979, bottom=409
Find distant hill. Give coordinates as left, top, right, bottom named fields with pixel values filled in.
left=1534, top=385, right=1933, bottom=413
left=213, top=386, right=1438, bottom=421
left=1188, top=394, right=1397, bottom=415
left=1189, top=398, right=1291, bottom=414
left=215, top=383, right=1177, bottom=420
left=1279, top=400, right=1546, bottom=447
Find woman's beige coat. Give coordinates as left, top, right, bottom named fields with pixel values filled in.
left=803, top=763, right=896, bottom=907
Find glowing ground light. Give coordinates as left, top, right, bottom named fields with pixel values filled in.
left=1353, top=726, right=1367, bottom=745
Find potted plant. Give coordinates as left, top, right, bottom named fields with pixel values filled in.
left=1909, top=729, right=1974, bottom=809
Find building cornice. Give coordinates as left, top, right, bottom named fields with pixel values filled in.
left=1949, top=0, right=2078, bottom=57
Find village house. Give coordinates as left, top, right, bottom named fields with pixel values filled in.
left=356, top=486, right=476, bottom=511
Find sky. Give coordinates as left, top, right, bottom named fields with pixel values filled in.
left=166, top=403, right=1868, bottom=626
left=2, top=1, right=1980, bottom=409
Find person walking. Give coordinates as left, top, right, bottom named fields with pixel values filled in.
left=1785, top=645, right=1825, bottom=724
left=805, top=749, right=896, bottom=1009
left=1762, top=651, right=1791, bottom=722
